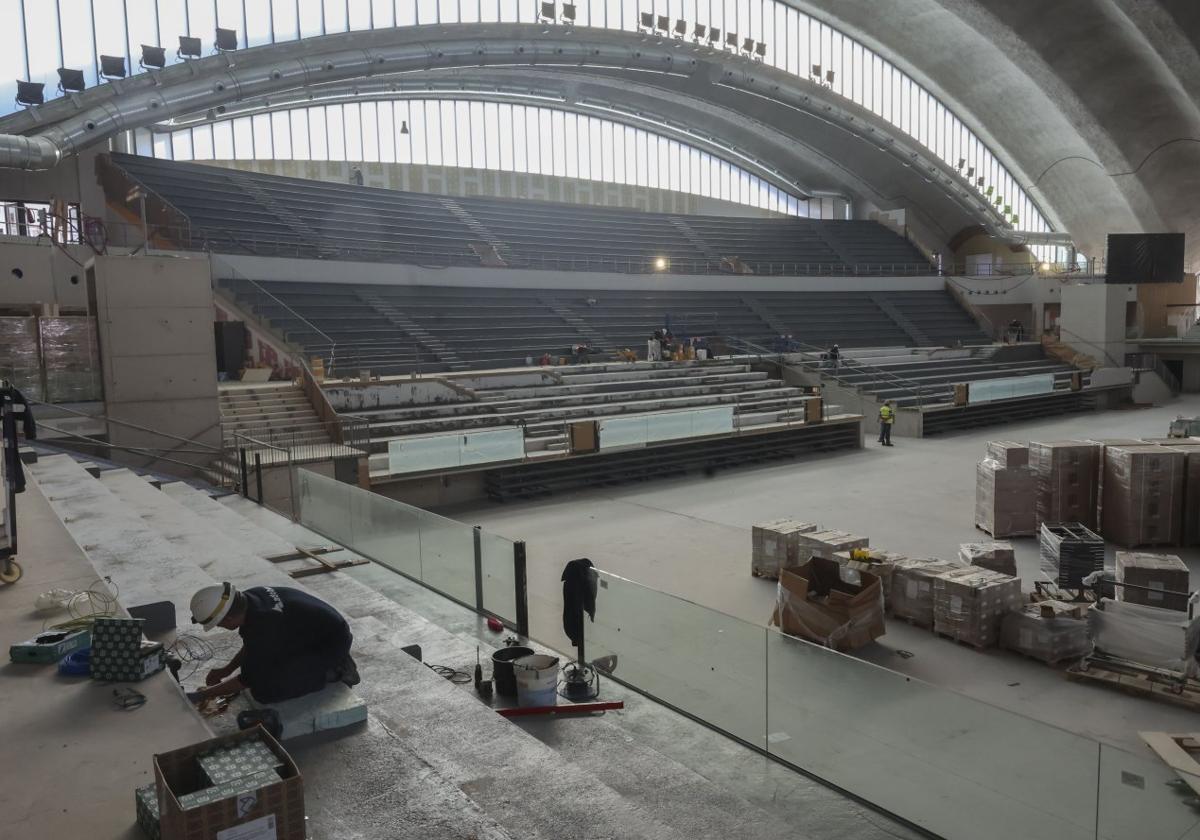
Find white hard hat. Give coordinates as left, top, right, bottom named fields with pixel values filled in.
left=190, top=582, right=238, bottom=631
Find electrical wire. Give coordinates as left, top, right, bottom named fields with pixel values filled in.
left=40, top=578, right=120, bottom=632
left=427, top=663, right=473, bottom=684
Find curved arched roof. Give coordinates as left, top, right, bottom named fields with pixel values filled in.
left=2, top=2, right=1196, bottom=267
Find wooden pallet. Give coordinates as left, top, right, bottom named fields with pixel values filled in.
left=934, top=631, right=992, bottom=652
left=889, top=613, right=934, bottom=630
left=1067, top=661, right=1200, bottom=712
left=264, top=546, right=369, bottom=579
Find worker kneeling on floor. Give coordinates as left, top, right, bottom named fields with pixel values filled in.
left=188, top=583, right=360, bottom=704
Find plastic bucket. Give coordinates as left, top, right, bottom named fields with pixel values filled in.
left=491, top=646, right=534, bottom=697
left=513, top=654, right=560, bottom=708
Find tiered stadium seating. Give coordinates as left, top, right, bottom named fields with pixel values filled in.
left=217, top=279, right=990, bottom=375
left=105, top=153, right=934, bottom=275
left=828, top=348, right=1087, bottom=409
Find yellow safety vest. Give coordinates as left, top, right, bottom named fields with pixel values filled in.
left=879, top=405, right=895, bottom=424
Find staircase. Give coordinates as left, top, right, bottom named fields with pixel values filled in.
left=744, top=296, right=791, bottom=337
left=219, top=382, right=333, bottom=454
left=439, top=196, right=510, bottom=260
left=669, top=217, right=720, bottom=262
left=24, top=453, right=908, bottom=840
left=870, top=294, right=932, bottom=346
left=358, top=290, right=472, bottom=371
left=229, top=171, right=336, bottom=258
left=542, top=297, right=613, bottom=353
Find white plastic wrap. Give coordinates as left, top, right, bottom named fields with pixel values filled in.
left=1087, top=599, right=1200, bottom=677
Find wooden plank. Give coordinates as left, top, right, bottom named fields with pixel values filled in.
left=1139, top=732, right=1200, bottom=797
left=1067, top=661, right=1200, bottom=712
left=263, top=546, right=339, bottom=563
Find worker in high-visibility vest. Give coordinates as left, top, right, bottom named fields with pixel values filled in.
left=878, top=400, right=896, bottom=447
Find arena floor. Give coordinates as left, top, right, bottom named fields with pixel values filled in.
left=445, top=394, right=1200, bottom=754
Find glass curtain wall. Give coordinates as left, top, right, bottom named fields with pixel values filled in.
left=3, top=0, right=1051, bottom=238
left=133, top=99, right=822, bottom=216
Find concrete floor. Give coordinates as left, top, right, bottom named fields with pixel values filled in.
left=0, top=479, right=211, bottom=840
left=443, top=395, right=1200, bottom=756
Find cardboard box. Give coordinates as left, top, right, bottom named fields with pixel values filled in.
left=890, top=557, right=962, bottom=627
left=135, top=784, right=161, bottom=840
left=1001, top=601, right=1091, bottom=664
left=796, top=529, right=869, bottom=564
left=959, top=542, right=1017, bottom=577
left=91, top=617, right=165, bottom=682
left=1116, top=551, right=1190, bottom=612
left=1177, top=449, right=1200, bottom=546
left=568, top=421, right=598, bottom=454
left=199, top=740, right=287, bottom=786
left=1101, top=446, right=1185, bottom=547
left=986, top=441, right=1029, bottom=468
left=1090, top=439, right=1148, bottom=527
left=833, top=548, right=905, bottom=610
left=975, top=459, right=1037, bottom=537
left=751, top=519, right=819, bottom=579
left=932, top=567, right=1024, bottom=649
left=154, top=727, right=305, bottom=840
left=770, top=557, right=885, bottom=651
left=1029, top=441, right=1100, bottom=529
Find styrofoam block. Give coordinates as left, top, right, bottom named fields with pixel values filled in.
left=249, top=683, right=367, bottom=739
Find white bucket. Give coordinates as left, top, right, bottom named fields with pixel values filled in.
left=513, top=653, right=560, bottom=708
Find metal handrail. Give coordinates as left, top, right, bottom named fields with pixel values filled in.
left=99, top=219, right=1100, bottom=278
left=210, top=253, right=339, bottom=376
left=233, top=430, right=297, bottom=521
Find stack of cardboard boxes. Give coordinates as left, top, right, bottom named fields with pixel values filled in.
left=833, top=548, right=906, bottom=610
left=750, top=520, right=818, bottom=579
left=890, top=557, right=963, bottom=628
left=1000, top=601, right=1091, bottom=664
left=1029, top=441, right=1100, bottom=529
left=959, top=542, right=1017, bottom=577
left=975, top=442, right=1037, bottom=538
left=1116, top=551, right=1190, bottom=612
left=1101, top=446, right=1186, bottom=547
left=932, top=566, right=1024, bottom=649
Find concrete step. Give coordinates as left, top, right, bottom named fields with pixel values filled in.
left=27, top=455, right=216, bottom=628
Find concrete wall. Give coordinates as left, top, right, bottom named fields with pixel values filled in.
left=323, top=379, right=468, bottom=411
left=88, top=254, right=221, bottom=476
left=1058, top=283, right=1130, bottom=368
left=212, top=159, right=787, bottom=219
left=0, top=240, right=97, bottom=310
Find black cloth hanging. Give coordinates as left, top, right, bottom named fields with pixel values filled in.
left=561, top=557, right=596, bottom=649
left=2, top=385, right=35, bottom=494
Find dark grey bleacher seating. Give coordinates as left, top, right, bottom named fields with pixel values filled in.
left=107, top=153, right=934, bottom=275
left=840, top=354, right=1086, bottom=409
left=219, top=279, right=990, bottom=375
